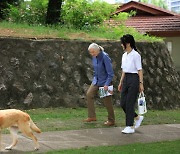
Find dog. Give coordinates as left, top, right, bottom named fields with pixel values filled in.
left=0, top=109, right=41, bottom=151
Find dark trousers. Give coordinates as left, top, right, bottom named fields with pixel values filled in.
left=120, top=73, right=139, bottom=126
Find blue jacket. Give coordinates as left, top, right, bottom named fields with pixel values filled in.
left=92, top=51, right=114, bottom=86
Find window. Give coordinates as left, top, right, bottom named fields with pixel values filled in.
left=166, top=41, right=173, bottom=54
left=171, top=1, right=180, bottom=6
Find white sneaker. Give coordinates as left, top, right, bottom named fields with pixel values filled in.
left=135, top=116, right=144, bottom=129
left=121, top=126, right=135, bottom=134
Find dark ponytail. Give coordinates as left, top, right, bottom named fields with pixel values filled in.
left=120, top=34, right=137, bottom=51
left=132, top=44, right=137, bottom=51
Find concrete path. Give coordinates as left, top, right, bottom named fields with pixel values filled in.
left=1, top=124, right=180, bottom=153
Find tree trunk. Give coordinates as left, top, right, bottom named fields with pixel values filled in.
left=46, top=0, right=63, bottom=25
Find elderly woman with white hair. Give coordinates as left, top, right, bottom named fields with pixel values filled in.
left=84, top=43, right=115, bottom=126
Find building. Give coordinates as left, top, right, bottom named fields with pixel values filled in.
left=107, top=1, right=180, bottom=71
left=164, top=0, right=180, bottom=12
left=115, top=0, right=138, bottom=3
left=169, top=0, right=180, bottom=12
left=114, top=0, right=180, bottom=13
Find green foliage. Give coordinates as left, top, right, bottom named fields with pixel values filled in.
left=61, top=0, right=116, bottom=29
left=113, top=11, right=136, bottom=21
left=86, top=24, right=161, bottom=42
left=110, top=11, right=136, bottom=29
left=7, top=0, right=48, bottom=25
left=0, top=0, right=162, bottom=41
left=141, top=0, right=168, bottom=9
left=0, top=21, right=162, bottom=41
left=112, top=12, right=130, bottom=23
left=0, top=0, right=22, bottom=19
left=5, top=0, right=116, bottom=28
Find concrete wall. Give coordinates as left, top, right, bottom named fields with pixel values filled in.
left=164, top=37, right=180, bottom=71
left=0, top=38, right=179, bottom=110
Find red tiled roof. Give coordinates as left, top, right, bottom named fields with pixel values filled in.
left=126, top=16, right=180, bottom=32
left=109, top=1, right=180, bottom=37
left=113, top=1, right=177, bottom=16
left=106, top=16, right=180, bottom=37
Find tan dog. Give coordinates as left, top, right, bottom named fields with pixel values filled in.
left=0, top=109, right=41, bottom=151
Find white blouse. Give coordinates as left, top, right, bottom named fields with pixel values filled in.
left=121, top=49, right=142, bottom=73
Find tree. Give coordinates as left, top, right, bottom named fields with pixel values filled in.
left=0, top=0, right=21, bottom=20
left=46, top=0, right=63, bottom=25
left=61, top=0, right=115, bottom=29
left=141, top=0, right=167, bottom=9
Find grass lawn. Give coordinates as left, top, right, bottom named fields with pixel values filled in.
left=0, top=21, right=162, bottom=42
left=2, top=107, right=180, bottom=134
left=2, top=107, right=179, bottom=153
left=22, top=107, right=180, bottom=132
left=45, top=140, right=180, bottom=154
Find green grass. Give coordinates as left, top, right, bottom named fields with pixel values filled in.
left=2, top=107, right=180, bottom=134
left=0, top=21, right=162, bottom=41
left=45, top=140, right=180, bottom=154
left=23, top=107, right=180, bottom=132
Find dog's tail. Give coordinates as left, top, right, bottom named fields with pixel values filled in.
left=30, top=118, right=41, bottom=133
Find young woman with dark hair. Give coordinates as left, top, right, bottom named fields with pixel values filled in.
left=118, top=34, right=144, bottom=134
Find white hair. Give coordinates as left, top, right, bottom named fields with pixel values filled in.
left=88, top=43, right=104, bottom=51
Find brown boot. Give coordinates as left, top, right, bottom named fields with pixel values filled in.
left=83, top=117, right=97, bottom=122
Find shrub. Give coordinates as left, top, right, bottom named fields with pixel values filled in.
left=61, top=0, right=116, bottom=29
left=7, top=0, right=48, bottom=25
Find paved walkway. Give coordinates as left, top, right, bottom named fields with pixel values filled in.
left=1, top=124, right=180, bottom=153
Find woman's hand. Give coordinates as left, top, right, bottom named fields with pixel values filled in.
left=104, top=85, right=108, bottom=91
left=139, top=83, right=144, bottom=92
left=118, top=83, right=122, bottom=92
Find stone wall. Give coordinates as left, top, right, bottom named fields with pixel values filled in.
left=0, top=38, right=179, bottom=109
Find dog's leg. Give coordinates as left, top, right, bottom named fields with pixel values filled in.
left=19, top=122, right=39, bottom=151
left=5, top=126, right=18, bottom=150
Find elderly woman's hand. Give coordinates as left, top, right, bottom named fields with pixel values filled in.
left=104, top=85, right=108, bottom=91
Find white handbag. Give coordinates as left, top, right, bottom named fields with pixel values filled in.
left=138, top=92, right=147, bottom=115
